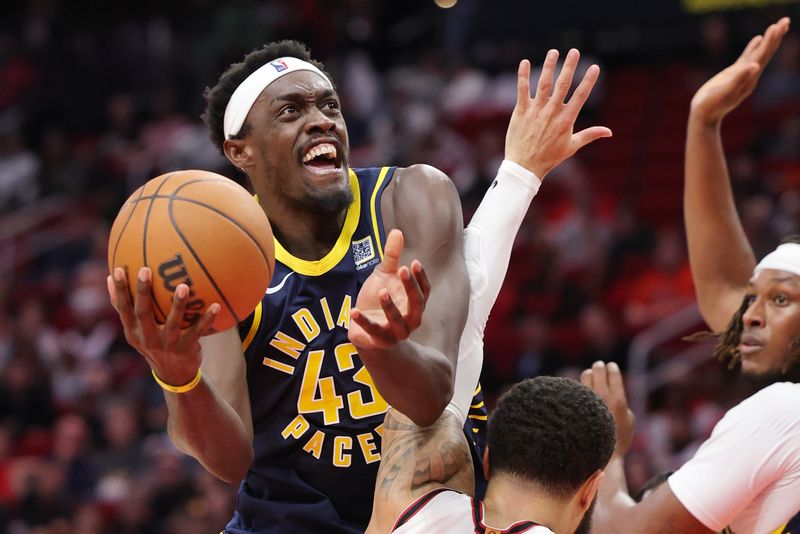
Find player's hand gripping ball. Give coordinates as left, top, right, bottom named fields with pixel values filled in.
left=108, top=170, right=275, bottom=333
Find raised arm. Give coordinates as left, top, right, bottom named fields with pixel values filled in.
left=582, top=362, right=713, bottom=534
left=685, top=18, right=790, bottom=331
left=348, top=167, right=468, bottom=427
left=108, top=268, right=254, bottom=483
left=366, top=408, right=474, bottom=534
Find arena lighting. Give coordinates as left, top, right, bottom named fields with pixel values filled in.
left=684, top=0, right=798, bottom=13
left=434, top=0, right=458, bottom=8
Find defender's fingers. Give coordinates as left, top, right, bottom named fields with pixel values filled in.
left=534, top=49, right=559, bottom=103
left=516, top=59, right=532, bottom=106
left=411, top=260, right=431, bottom=300
left=607, top=362, right=629, bottom=401
left=400, top=267, right=425, bottom=317
left=133, top=267, right=158, bottom=337
left=737, top=35, right=763, bottom=63
left=580, top=368, right=594, bottom=388
left=591, top=361, right=610, bottom=399
left=378, top=229, right=404, bottom=274
left=753, top=18, right=791, bottom=67
left=565, top=64, right=600, bottom=118
left=379, top=290, right=410, bottom=340
left=572, top=126, right=613, bottom=151
left=551, top=48, right=580, bottom=104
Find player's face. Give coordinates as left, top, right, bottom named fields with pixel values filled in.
left=739, top=269, right=800, bottom=381
left=247, top=70, right=351, bottom=213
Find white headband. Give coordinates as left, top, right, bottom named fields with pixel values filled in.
left=223, top=57, right=331, bottom=140
left=754, top=243, right=800, bottom=278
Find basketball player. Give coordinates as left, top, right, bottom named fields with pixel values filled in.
left=367, top=376, right=615, bottom=534
left=107, top=43, right=611, bottom=533
left=582, top=18, right=800, bottom=534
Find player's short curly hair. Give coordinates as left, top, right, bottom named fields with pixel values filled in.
left=202, top=40, right=331, bottom=155
left=487, top=376, right=616, bottom=500
left=687, top=234, right=800, bottom=377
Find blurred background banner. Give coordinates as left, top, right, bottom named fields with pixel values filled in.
left=1, top=1, right=799, bottom=532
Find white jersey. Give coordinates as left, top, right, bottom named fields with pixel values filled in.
left=668, top=382, right=800, bottom=533
left=391, top=488, right=554, bottom=534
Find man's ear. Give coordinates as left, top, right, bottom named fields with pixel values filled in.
left=577, top=470, right=603, bottom=512
left=482, top=447, right=490, bottom=481
left=224, top=138, right=254, bottom=171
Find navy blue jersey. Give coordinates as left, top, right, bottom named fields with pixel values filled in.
left=226, top=167, right=396, bottom=533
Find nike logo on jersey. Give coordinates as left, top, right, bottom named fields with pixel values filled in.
left=266, top=272, right=294, bottom=294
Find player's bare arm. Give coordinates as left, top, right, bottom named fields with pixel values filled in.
left=365, top=408, right=474, bottom=534
left=108, top=269, right=254, bottom=483
left=349, top=164, right=469, bottom=427
left=582, top=362, right=713, bottom=534
left=685, top=18, right=790, bottom=332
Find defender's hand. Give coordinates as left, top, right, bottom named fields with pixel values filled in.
left=581, top=361, right=635, bottom=457
left=691, top=17, right=790, bottom=125
left=505, top=48, right=612, bottom=179
left=107, top=266, right=219, bottom=386
left=349, top=230, right=431, bottom=350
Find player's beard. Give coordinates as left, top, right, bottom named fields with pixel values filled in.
left=305, top=186, right=353, bottom=216
left=573, top=498, right=596, bottom=534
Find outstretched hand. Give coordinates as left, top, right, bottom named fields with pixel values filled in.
left=581, top=361, right=636, bottom=457
left=505, top=48, right=612, bottom=179
left=691, top=17, right=790, bottom=124
left=348, top=229, right=431, bottom=350
left=107, top=267, right=219, bottom=386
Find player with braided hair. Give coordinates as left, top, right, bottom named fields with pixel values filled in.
left=583, top=17, right=800, bottom=534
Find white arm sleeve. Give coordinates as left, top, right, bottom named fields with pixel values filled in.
left=445, top=160, right=542, bottom=423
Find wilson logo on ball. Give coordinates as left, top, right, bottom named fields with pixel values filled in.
left=157, top=253, right=206, bottom=326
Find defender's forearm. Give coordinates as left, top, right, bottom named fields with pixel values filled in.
left=684, top=114, right=755, bottom=330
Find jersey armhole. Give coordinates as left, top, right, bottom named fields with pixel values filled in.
left=391, top=487, right=461, bottom=532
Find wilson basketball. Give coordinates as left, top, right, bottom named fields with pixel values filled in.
left=108, top=170, right=275, bottom=333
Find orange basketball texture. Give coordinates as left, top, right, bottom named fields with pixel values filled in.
left=108, top=170, right=275, bottom=333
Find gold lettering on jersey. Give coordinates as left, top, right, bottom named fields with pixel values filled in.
left=334, top=342, right=357, bottom=371
left=281, top=414, right=310, bottom=439
left=357, top=432, right=380, bottom=464
left=333, top=436, right=352, bottom=467
left=292, top=308, right=321, bottom=342
left=320, top=297, right=335, bottom=330
left=269, top=331, right=306, bottom=359
left=337, top=295, right=351, bottom=329
left=302, top=430, right=325, bottom=459
left=374, top=423, right=384, bottom=438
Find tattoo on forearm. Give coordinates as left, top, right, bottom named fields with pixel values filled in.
left=377, top=410, right=472, bottom=500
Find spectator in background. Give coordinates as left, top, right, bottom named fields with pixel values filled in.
left=623, top=227, right=695, bottom=331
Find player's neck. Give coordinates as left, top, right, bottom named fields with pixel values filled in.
left=482, top=475, right=571, bottom=534
left=261, top=198, right=348, bottom=261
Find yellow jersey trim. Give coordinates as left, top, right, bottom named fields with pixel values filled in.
left=769, top=525, right=787, bottom=534
left=274, top=170, right=361, bottom=276
left=370, top=167, right=392, bottom=260
left=242, top=301, right=263, bottom=352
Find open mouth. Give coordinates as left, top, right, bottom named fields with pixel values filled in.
left=302, top=142, right=342, bottom=174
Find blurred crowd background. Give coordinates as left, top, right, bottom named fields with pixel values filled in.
left=2, top=0, right=800, bottom=532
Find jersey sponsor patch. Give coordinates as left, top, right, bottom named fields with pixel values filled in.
left=352, top=236, right=379, bottom=270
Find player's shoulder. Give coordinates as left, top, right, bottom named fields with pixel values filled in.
left=393, top=164, right=455, bottom=191
left=744, top=382, right=800, bottom=408
left=389, top=164, right=459, bottom=213
left=728, top=382, right=800, bottom=427
left=391, top=488, right=471, bottom=532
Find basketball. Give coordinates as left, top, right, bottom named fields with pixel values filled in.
left=107, top=170, right=275, bottom=333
